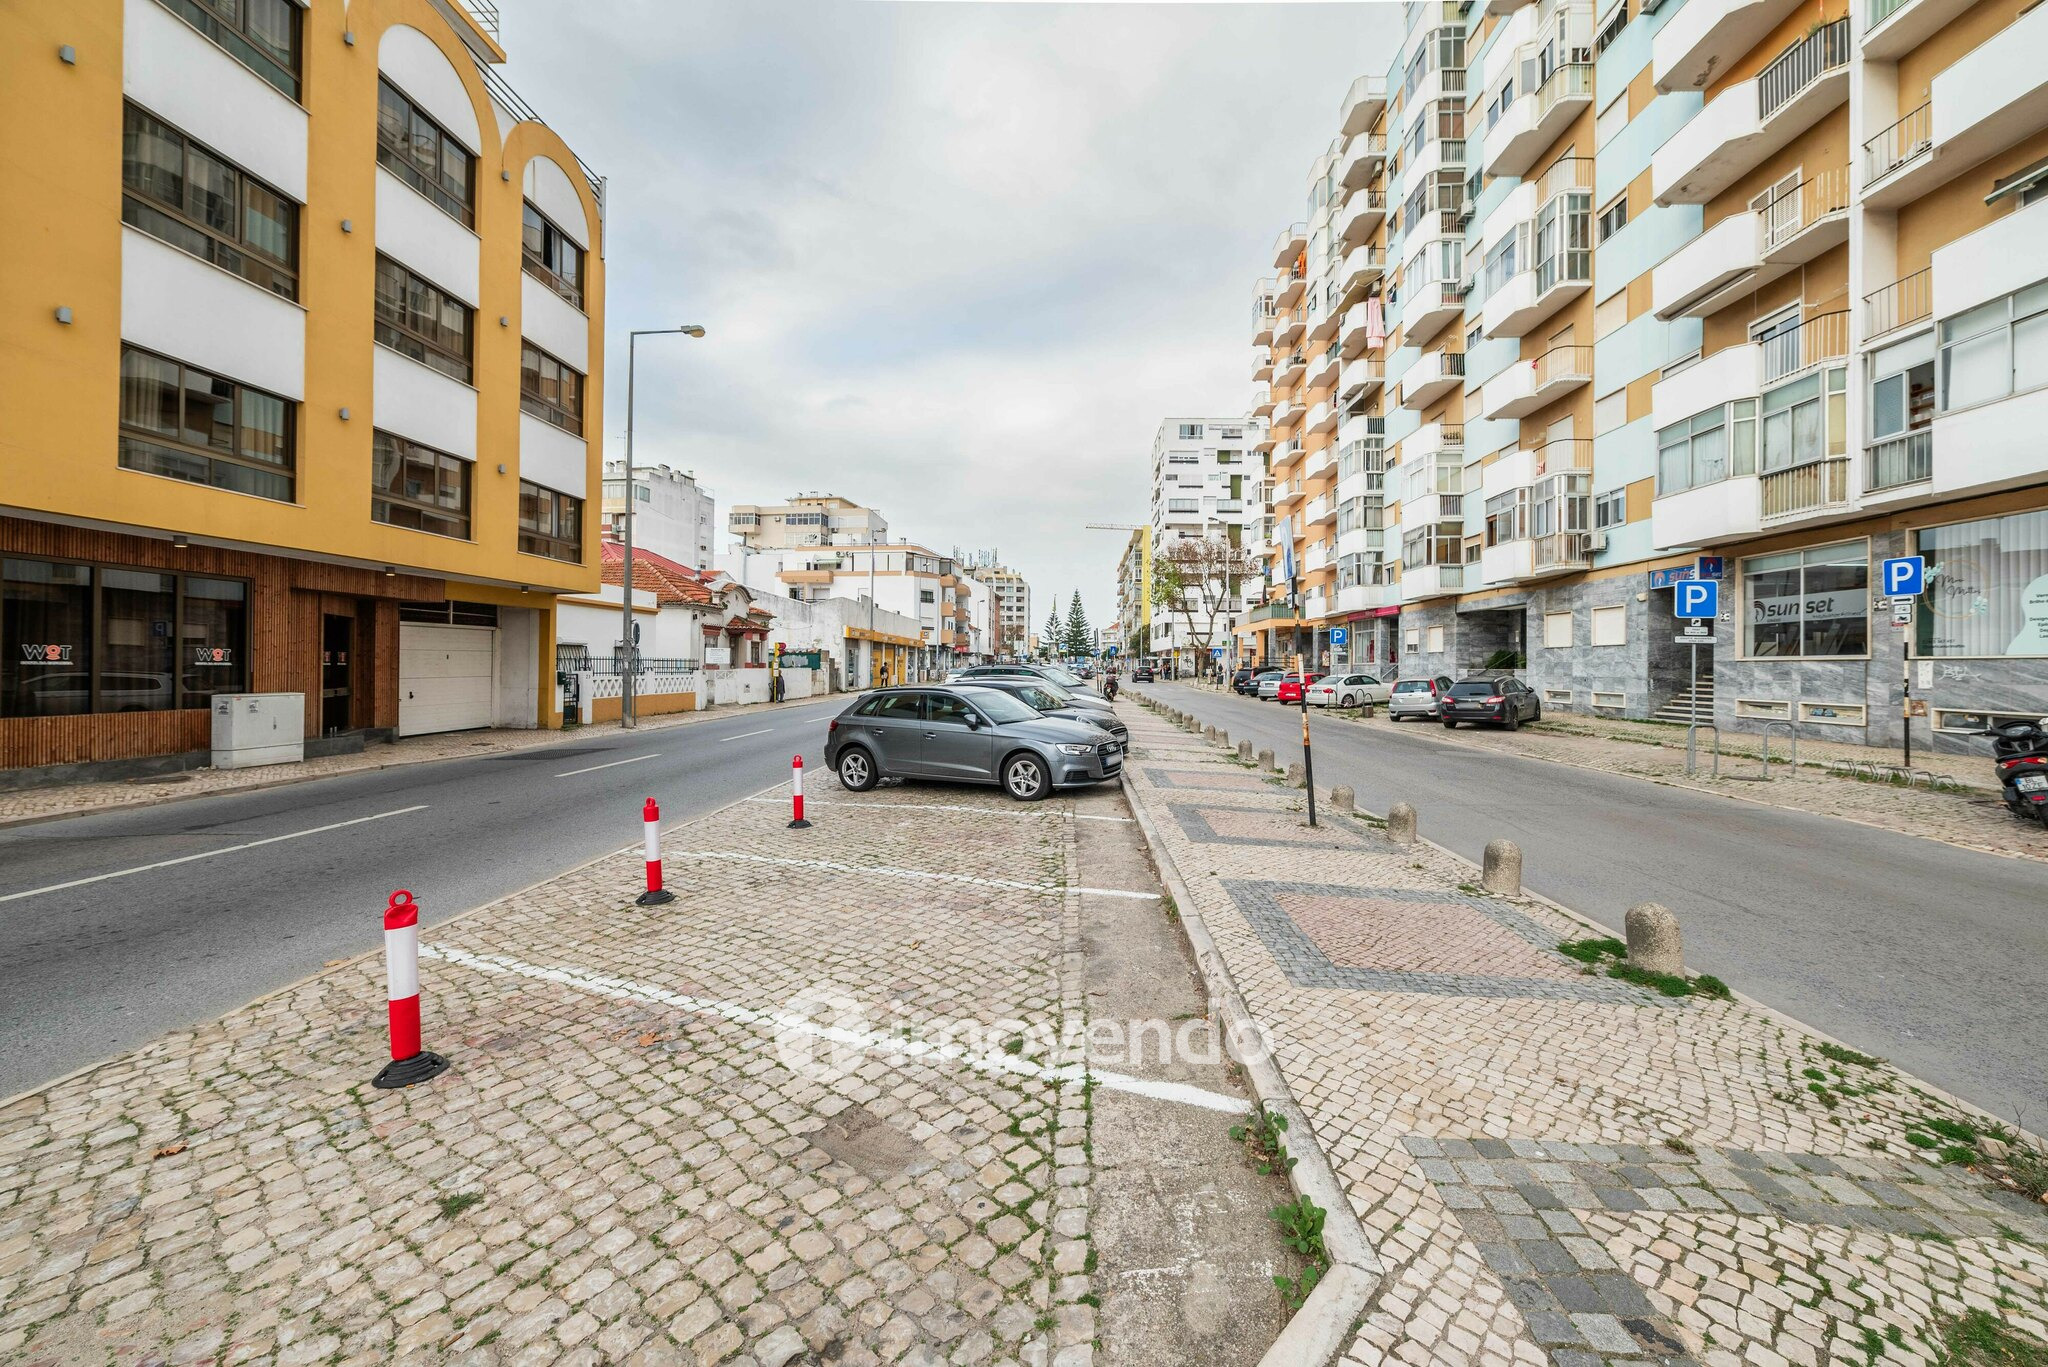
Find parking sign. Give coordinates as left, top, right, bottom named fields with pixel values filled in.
left=1675, top=579, right=1719, bottom=619
left=1329, top=627, right=1348, bottom=646
left=1881, top=555, right=1925, bottom=598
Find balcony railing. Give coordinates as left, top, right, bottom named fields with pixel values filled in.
left=1439, top=493, right=1466, bottom=517
left=1758, top=18, right=1850, bottom=120
left=1864, top=102, right=1931, bottom=183
left=1759, top=456, right=1852, bottom=521
left=1864, top=268, right=1932, bottom=338
left=1537, top=155, right=1595, bottom=201
left=1866, top=430, right=1933, bottom=492
left=1760, top=167, right=1850, bottom=250
left=1533, top=437, right=1592, bottom=473
left=1758, top=310, right=1848, bottom=383
left=1537, top=63, right=1594, bottom=118
left=1533, top=345, right=1593, bottom=388
left=1532, top=531, right=1592, bottom=570
left=1870, top=0, right=1911, bottom=24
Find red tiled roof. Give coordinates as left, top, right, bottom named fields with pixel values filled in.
left=599, top=539, right=714, bottom=606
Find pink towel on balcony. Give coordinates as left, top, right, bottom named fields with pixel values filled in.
left=1365, top=296, right=1386, bottom=351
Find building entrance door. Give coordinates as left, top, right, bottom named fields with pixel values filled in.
left=321, top=615, right=353, bottom=735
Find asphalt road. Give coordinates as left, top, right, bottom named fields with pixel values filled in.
left=0, top=699, right=842, bottom=1099
left=1135, top=680, right=2048, bottom=1124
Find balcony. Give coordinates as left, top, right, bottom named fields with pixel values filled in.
left=1338, top=133, right=1388, bottom=191
left=1863, top=268, right=1931, bottom=341
left=1338, top=189, right=1387, bottom=247
left=1485, top=62, right=1595, bottom=179
left=1273, top=221, right=1307, bottom=269
left=1340, top=74, right=1388, bottom=137
left=1308, top=348, right=1340, bottom=391
left=1276, top=271, right=1306, bottom=309
left=1338, top=245, right=1386, bottom=304
left=1252, top=297, right=1276, bottom=345
left=1758, top=310, right=1846, bottom=385
left=1303, top=589, right=1334, bottom=620
left=1252, top=427, right=1278, bottom=453
left=1275, top=480, right=1306, bottom=510
left=1339, top=302, right=1375, bottom=355
left=1399, top=485, right=1466, bottom=533
left=1251, top=385, right=1275, bottom=418
left=1303, top=440, right=1338, bottom=480
left=1480, top=345, right=1592, bottom=418
left=1652, top=19, right=1850, bottom=205
left=1865, top=0, right=1982, bottom=60
left=1273, top=311, right=1306, bottom=348
left=1531, top=531, right=1593, bottom=575
left=1401, top=349, right=1465, bottom=409
left=1308, top=399, right=1340, bottom=435
left=1337, top=521, right=1384, bottom=557
left=1306, top=492, right=1338, bottom=526
left=1407, top=135, right=1468, bottom=188
left=1304, top=540, right=1335, bottom=573
left=1403, top=277, right=1467, bottom=345
left=1483, top=253, right=1591, bottom=338
left=1308, top=300, right=1341, bottom=343
left=1759, top=456, right=1852, bottom=525
left=1864, top=429, right=1932, bottom=495
left=1652, top=0, right=1805, bottom=92
left=1337, top=583, right=1392, bottom=614
left=1401, top=421, right=1465, bottom=464
left=1652, top=169, right=1849, bottom=319
left=1253, top=348, right=1274, bottom=381
left=1338, top=357, right=1385, bottom=406
left=1867, top=2, right=2048, bottom=210
left=1277, top=350, right=1306, bottom=387
left=1274, top=394, right=1306, bottom=428
left=1401, top=563, right=1466, bottom=601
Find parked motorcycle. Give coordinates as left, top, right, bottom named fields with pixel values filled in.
left=1981, top=717, right=2048, bottom=825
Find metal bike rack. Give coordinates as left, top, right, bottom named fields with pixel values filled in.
left=1685, top=722, right=1721, bottom=778
left=1752, top=720, right=1798, bottom=781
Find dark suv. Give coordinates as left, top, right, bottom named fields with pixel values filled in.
left=1442, top=676, right=1541, bottom=730
left=1235, top=667, right=1281, bottom=695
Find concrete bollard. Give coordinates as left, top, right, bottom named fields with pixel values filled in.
left=1329, top=785, right=1354, bottom=813
left=1285, top=761, right=1305, bottom=786
left=1386, top=801, right=1418, bottom=845
left=1481, top=840, right=1521, bottom=896
left=1204, top=725, right=1218, bottom=742
left=1257, top=748, right=1276, bottom=772
left=1626, top=902, right=1684, bottom=975
left=1238, top=740, right=1254, bottom=762
left=1219, top=730, right=1230, bottom=747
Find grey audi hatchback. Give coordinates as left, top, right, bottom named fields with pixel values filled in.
left=826, top=686, right=1122, bottom=800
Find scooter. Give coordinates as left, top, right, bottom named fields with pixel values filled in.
left=1981, top=717, right=2048, bottom=825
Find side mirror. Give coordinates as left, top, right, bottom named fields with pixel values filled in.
left=966, top=712, right=982, bottom=730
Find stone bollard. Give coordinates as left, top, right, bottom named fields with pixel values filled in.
left=1204, top=725, right=1218, bottom=742
left=1481, top=840, right=1522, bottom=896
left=1386, top=802, right=1418, bottom=845
left=1625, top=902, right=1684, bottom=976
left=1256, top=748, right=1276, bottom=772
left=1238, top=740, right=1254, bottom=762
left=1219, top=730, right=1230, bottom=747
left=1285, top=761, right=1305, bottom=786
left=1330, top=785, right=1355, bottom=813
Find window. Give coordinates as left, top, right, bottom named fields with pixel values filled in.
left=1426, top=625, right=1445, bottom=653
left=1939, top=280, right=2048, bottom=410
left=926, top=692, right=977, bottom=727
left=122, top=105, right=298, bottom=299
left=1591, top=604, right=1627, bottom=646
left=1596, top=196, right=1628, bottom=243
left=1543, top=611, right=1573, bottom=648
left=1916, top=508, right=2048, bottom=657
left=518, top=482, right=583, bottom=562
left=118, top=345, right=294, bottom=501
left=376, top=78, right=475, bottom=226
left=1593, top=389, right=1627, bottom=435
left=1594, top=490, right=1626, bottom=529
left=520, top=343, right=584, bottom=434
left=155, top=0, right=299, bottom=98
left=522, top=202, right=585, bottom=308
left=919, top=590, right=936, bottom=604
left=1, top=557, right=249, bottom=717
left=1594, top=1, right=1629, bottom=55
left=374, top=256, right=473, bottom=382
left=1742, top=541, right=1868, bottom=658
left=399, top=600, right=500, bottom=626
left=1759, top=369, right=1844, bottom=472
left=372, top=431, right=471, bottom=539
left=1484, top=490, right=1527, bottom=546
left=1656, top=401, right=1756, bottom=494
left=1178, top=423, right=1204, bottom=439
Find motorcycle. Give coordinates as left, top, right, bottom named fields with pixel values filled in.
left=1981, top=717, right=2048, bottom=825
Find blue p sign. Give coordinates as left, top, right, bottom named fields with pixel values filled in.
left=1329, top=627, right=1348, bottom=646
left=1882, top=555, right=1925, bottom=598
left=1675, top=579, right=1719, bottom=619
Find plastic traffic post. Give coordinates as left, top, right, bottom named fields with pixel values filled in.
left=789, top=755, right=813, bottom=829
left=372, top=889, right=450, bottom=1089
left=638, top=797, right=676, bottom=906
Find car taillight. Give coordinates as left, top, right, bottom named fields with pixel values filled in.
left=1485, top=696, right=1504, bottom=704
left=828, top=720, right=838, bottom=734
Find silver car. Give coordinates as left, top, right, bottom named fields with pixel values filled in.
left=949, top=676, right=1130, bottom=748
left=1305, top=672, right=1393, bottom=708
left=826, top=686, right=1122, bottom=801
left=1387, top=676, right=1456, bottom=721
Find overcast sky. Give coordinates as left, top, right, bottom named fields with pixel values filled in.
left=498, top=0, right=1397, bottom=632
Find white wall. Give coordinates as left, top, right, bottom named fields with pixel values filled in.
left=522, top=275, right=588, bottom=370
left=125, top=0, right=308, bottom=200
left=122, top=229, right=306, bottom=398
left=519, top=413, right=587, bottom=499
left=375, top=165, right=480, bottom=305
left=373, top=346, right=477, bottom=459
left=377, top=25, right=482, bottom=155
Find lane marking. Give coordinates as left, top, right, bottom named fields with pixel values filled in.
left=719, top=729, right=774, bottom=743
left=421, top=943, right=1246, bottom=1115
left=0, top=805, right=431, bottom=905
left=670, top=849, right=1160, bottom=900
left=742, top=797, right=1132, bottom=823
left=555, top=753, right=659, bottom=778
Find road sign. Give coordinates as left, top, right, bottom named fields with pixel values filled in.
left=1695, top=555, right=1726, bottom=580
left=1675, top=579, right=1719, bottom=619
left=1881, top=555, right=1925, bottom=598
left=1329, top=626, right=1348, bottom=646
left=1891, top=599, right=1914, bottom=626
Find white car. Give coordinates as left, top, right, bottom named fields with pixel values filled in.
left=1305, top=672, right=1392, bottom=708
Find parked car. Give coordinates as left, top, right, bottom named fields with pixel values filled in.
left=827, top=685, right=1121, bottom=801
left=1258, top=672, right=1300, bottom=701
left=1132, top=664, right=1154, bottom=682
left=1386, top=676, right=1457, bottom=721
left=951, top=663, right=1097, bottom=695
left=1275, top=672, right=1325, bottom=703
left=956, top=676, right=1129, bottom=747
left=1305, top=672, right=1393, bottom=708
left=1441, top=676, right=1542, bottom=729
left=1233, top=666, right=1274, bottom=695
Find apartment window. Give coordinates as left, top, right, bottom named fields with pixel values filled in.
left=1484, top=490, right=1527, bottom=546
left=1868, top=334, right=1935, bottom=491
left=1656, top=401, right=1756, bottom=494
left=155, top=0, right=299, bottom=98
left=1594, top=0, right=1628, bottom=54
left=1168, top=499, right=1200, bottom=513
left=1, top=556, right=249, bottom=717
left=1594, top=490, right=1626, bottom=529
left=1939, top=280, right=2048, bottom=411
left=1916, top=508, right=2048, bottom=657
left=519, top=343, right=585, bottom=435
left=1592, top=389, right=1627, bottom=436
left=371, top=431, right=471, bottom=540
left=1178, top=423, right=1204, bottom=439
left=522, top=202, right=585, bottom=309
left=1596, top=196, right=1628, bottom=243
left=121, top=104, right=298, bottom=300
left=1591, top=605, right=1627, bottom=646
left=376, top=78, right=475, bottom=226
left=1743, top=541, right=1868, bottom=658
left=518, top=482, right=583, bottom=562
left=1168, top=453, right=1200, bottom=465
left=1543, top=611, right=1574, bottom=648
left=374, top=256, right=473, bottom=382
left=1759, top=370, right=1844, bottom=473
left=118, top=345, right=294, bottom=502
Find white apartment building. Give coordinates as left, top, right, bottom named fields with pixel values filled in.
left=600, top=461, right=715, bottom=569
left=720, top=539, right=990, bottom=677
left=728, top=494, right=888, bottom=551
left=1149, top=417, right=1270, bottom=669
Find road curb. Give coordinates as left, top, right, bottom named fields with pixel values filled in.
left=1118, top=751, right=1383, bottom=1367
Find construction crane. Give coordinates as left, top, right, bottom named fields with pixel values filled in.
left=1083, top=522, right=1144, bottom=532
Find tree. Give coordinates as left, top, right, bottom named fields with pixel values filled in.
left=1150, top=536, right=1258, bottom=677
left=1064, top=591, right=1092, bottom=659
left=1042, top=599, right=1063, bottom=659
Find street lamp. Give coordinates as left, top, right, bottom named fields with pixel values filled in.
left=620, top=325, right=705, bottom=729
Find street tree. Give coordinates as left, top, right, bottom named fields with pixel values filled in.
left=1150, top=536, right=1258, bottom=677
left=1064, top=591, right=1092, bottom=659
left=1042, top=600, right=1062, bottom=660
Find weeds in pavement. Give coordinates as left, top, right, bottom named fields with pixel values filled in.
left=1663, top=1137, right=1695, bottom=1155
left=1556, top=937, right=1731, bottom=998
left=1558, top=937, right=1627, bottom=964
left=436, top=1193, right=483, bottom=1219
left=1937, top=1310, right=2048, bottom=1367
left=1817, top=1042, right=1886, bottom=1069
left=1269, top=1195, right=1328, bottom=1310
left=1231, top=1105, right=1297, bottom=1178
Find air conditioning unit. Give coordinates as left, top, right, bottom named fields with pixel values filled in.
left=1589, top=530, right=1610, bottom=553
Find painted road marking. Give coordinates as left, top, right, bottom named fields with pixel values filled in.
left=422, top=943, right=1246, bottom=1115
left=555, top=753, right=660, bottom=778
left=741, top=797, right=1132, bottom=823
left=718, top=729, right=774, bottom=743
left=0, top=805, right=432, bottom=905
left=669, top=849, right=1160, bottom=900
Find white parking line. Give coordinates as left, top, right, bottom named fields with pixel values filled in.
left=0, top=805, right=431, bottom=905
left=741, top=797, right=1132, bottom=823
left=669, top=849, right=1160, bottom=900
left=718, top=729, right=774, bottom=743
left=555, top=753, right=659, bottom=778
left=421, top=943, right=1246, bottom=1115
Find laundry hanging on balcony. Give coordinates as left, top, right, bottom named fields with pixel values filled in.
left=1365, top=295, right=1386, bottom=351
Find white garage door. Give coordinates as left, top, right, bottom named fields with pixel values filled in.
left=399, top=623, right=497, bottom=737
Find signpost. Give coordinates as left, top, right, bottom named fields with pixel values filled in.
left=1674, top=580, right=1719, bottom=768
left=1882, top=556, right=1925, bottom=766
left=1292, top=651, right=1318, bottom=828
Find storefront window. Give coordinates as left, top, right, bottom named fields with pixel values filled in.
left=1916, top=508, right=2048, bottom=657
left=180, top=577, right=250, bottom=701
left=2, top=560, right=93, bottom=717
left=100, top=570, right=176, bottom=712
left=1743, top=542, right=1869, bottom=658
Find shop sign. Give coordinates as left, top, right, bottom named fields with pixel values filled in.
left=19, top=644, right=74, bottom=665
left=1750, top=591, right=1866, bottom=624
left=190, top=646, right=234, bottom=667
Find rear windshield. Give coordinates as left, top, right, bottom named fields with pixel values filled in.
left=1449, top=681, right=1501, bottom=698
left=1393, top=681, right=1432, bottom=692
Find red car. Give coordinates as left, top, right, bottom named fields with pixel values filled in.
left=1275, top=672, right=1325, bottom=703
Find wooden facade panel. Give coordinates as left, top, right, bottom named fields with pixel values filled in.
left=0, top=710, right=210, bottom=768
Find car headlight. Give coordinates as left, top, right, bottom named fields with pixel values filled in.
left=1056, top=743, right=1097, bottom=755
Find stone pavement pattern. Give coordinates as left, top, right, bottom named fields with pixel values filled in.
left=1122, top=700, right=2048, bottom=1367
left=0, top=779, right=1112, bottom=1366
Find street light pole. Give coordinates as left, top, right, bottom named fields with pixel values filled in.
left=620, top=325, right=704, bottom=729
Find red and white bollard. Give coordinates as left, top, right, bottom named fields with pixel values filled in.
left=372, top=889, right=449, bottom=1089
left=788, top=755, right=812, bottom=829
left=638, top=797, right=676, bottom=906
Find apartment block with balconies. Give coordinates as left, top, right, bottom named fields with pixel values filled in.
left=1148, top=418, right=1266, bottom=668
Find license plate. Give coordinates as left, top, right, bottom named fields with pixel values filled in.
left=2019, top=773, right=2048, bottom=792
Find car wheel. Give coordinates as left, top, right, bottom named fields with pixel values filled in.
left=1531, top=703, right=1542, bottom=722
left=1002, top=753, right=1049, bottom=802
left=1505, top=708, right=1520, bottom=731
left=1443, top=719, right=1458, bottom=729
left=837, top=747, right=878, bottom=792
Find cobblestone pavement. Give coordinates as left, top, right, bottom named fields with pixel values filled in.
left=0, top=695, right=833, bottom=829
left=1122, top=700, right=2048, bottom=1367
left=0, top=776, right=1145, bottom=1366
